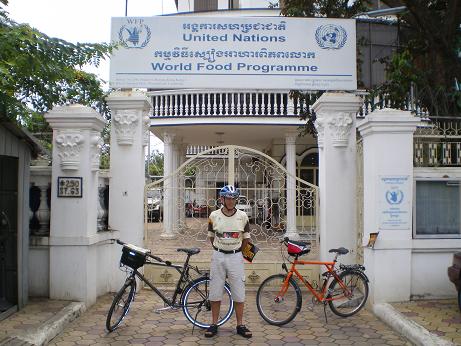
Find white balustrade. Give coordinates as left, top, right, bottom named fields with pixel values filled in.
left=147, top=89, right=317, bottom=117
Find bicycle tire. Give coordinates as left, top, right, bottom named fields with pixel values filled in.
left=327, top=270, right=369, bottom=317
left=106, top=278, right=136, bottom=332
left=181, top=277, right=234, bottom=329
left=256, top=274, right=302, bottom=326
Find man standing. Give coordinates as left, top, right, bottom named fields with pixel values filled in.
left=205, top=185, right=252, bottom=338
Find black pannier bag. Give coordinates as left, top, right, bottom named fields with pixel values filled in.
left=120, top=245, right=147, bottom=269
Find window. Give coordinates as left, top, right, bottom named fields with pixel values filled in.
left=415, top=180, right=461, bottom=238
left=194, top=0, right=218, bottom=11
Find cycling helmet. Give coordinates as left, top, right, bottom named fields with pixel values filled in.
left=219, top=185, right=240, bottom=199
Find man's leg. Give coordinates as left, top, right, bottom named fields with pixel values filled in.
left=210, top=301, right=221, bottom=324
left=235, top=301, right=244, bottom=325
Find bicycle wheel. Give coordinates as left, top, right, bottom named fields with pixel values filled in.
left=328, top=270, right=369, bottom=317
left=106, top=278, right=136, bottom=332
left=181, top=277, right=234, bottom=329
left=256, top=274, right=302, bottom=326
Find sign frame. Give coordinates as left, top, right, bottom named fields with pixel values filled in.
left=57, top=177, right=83, bottom=198
left=110, top=16, right=357, bottom=90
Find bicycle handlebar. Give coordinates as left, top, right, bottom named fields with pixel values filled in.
left=113, top=239, right=164, bottom=263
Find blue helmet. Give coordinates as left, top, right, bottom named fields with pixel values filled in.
left=219, top=185, right=240, bottom=199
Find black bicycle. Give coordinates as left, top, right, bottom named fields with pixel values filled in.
left=106, top=239, right=234, bottom=332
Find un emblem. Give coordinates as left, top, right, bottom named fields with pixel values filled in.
left=315, top=24, right=347, bottom=50
left=119, top=24, right=151, bottom=49
left=385, top=189, right=404, bottom=205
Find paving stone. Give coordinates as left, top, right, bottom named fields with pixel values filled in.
left=0, top=289, right=412, bottom=346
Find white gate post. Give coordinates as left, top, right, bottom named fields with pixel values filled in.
left=162, top=132, right=176, bottom=238
left=285, top=132, right=298, bottom=239
left=312, top=93, right=363, bottom=263
left=45, top=105, right=106, bottom=305
left=357, top=109, right=420, bottom=304
left=106, top=91, right=151, bottom=249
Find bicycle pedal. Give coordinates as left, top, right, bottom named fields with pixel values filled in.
left=154, top=306, right=180, bottom=313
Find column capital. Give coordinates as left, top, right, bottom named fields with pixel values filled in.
left=312, top=92, right=363, bottom=115
left=357, top=108, right=421, bottom=138
left=106, top=90, right=152, bottom=111
left=163, top=132, right=176, bottom=145
left=285, top=132, right=297, bottom=145
left=45, top=104, right=106, bottom=131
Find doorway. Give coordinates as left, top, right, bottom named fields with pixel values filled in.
left=0, top=155, right=18, bottom=315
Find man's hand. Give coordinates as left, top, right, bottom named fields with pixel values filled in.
left=241, top=238, right=250, bottom=251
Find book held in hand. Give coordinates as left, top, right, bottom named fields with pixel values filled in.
left=242, top=242, right=259, bottom=263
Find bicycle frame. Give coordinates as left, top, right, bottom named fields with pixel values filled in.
left=129, top=254, right=203, bottom=309
left=283, top=259, right=351, bottom=303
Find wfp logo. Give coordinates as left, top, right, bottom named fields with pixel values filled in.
left=315, top=24, right=347, bottom=50
left=119, top=23, right=151, bottom=49
left=385, top=189, right=404, bottom=205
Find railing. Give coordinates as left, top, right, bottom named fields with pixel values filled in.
left=148, top=88, right=427, bottom=118
left=414, top=118, right=461, bottom=167
left=29, top=165, right=110, bottom=235
left=186, top=145, right=238, bottom=156
left=148, top=89, right=320, bottom=117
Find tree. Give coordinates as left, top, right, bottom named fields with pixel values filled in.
left=0, top=0, right=113, bottom=133
left=379, top=0, right=461, bottom=116
left=146, top=150, right=164, bottom=177
left=280, top=0, right=370, bottom=18
left=279, top=0, right=371, bottom=135
left=280, top=0, right=461, bottom=119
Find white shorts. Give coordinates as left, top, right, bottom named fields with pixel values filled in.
left=209, top=251, right=246, bottom=303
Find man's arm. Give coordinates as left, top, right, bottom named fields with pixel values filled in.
left=241, top=220, right=251, bottom=250
left=207, top=217, right=215, bottom=246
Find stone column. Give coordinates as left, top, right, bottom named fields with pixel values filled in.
left=45, top=105, right=106, bottom=305
left=357, top=109, right=420, bottom=304
left=178, top=143, right=188, bottom=227
left=172, top=139, right=182, bottom=231
left=312, top=93, right=363, bottom=263
left=106, top=90, right=150, bottom=244
left=107, top=91, right=151, bottom=290
left=285, top=132, right=298, bottom=239
left=162, top=132, right=176, bottom=238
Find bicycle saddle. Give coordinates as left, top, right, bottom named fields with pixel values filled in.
left=328, top=247, right=349, bottom=255
left=177, top=248, right=201, bottom=255
left=287, top=239, right=311, bottom=247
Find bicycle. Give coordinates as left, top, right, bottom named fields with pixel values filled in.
left=256, top=237, right=369, bottom=325
left=106, top=239, right=234, bottom=332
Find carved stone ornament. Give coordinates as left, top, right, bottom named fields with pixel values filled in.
left=55, top=132, right=84, bottom=170
left=90, top=133, right=104, bottom=171
left=314, top=117, right=326, bottom=149
left=143, top=114, right=150, bottom=147
left=113, top=110, right=139, bottom=145
left=328, top=113, right=353, bottom=147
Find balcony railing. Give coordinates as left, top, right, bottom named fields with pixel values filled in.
left=148, top=89, right=319, bottom=117
left=148, top=89, right=427, bottom=118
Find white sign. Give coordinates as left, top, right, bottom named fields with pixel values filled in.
left=378, top=175, right=411, bottom=230
left=109, top=16, right=357, bottom=90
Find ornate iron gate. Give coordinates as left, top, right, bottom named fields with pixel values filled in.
left=145, top=145, right=318, bottom=255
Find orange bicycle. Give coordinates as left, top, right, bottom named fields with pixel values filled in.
left=256, top=238, right=369, bottom=325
